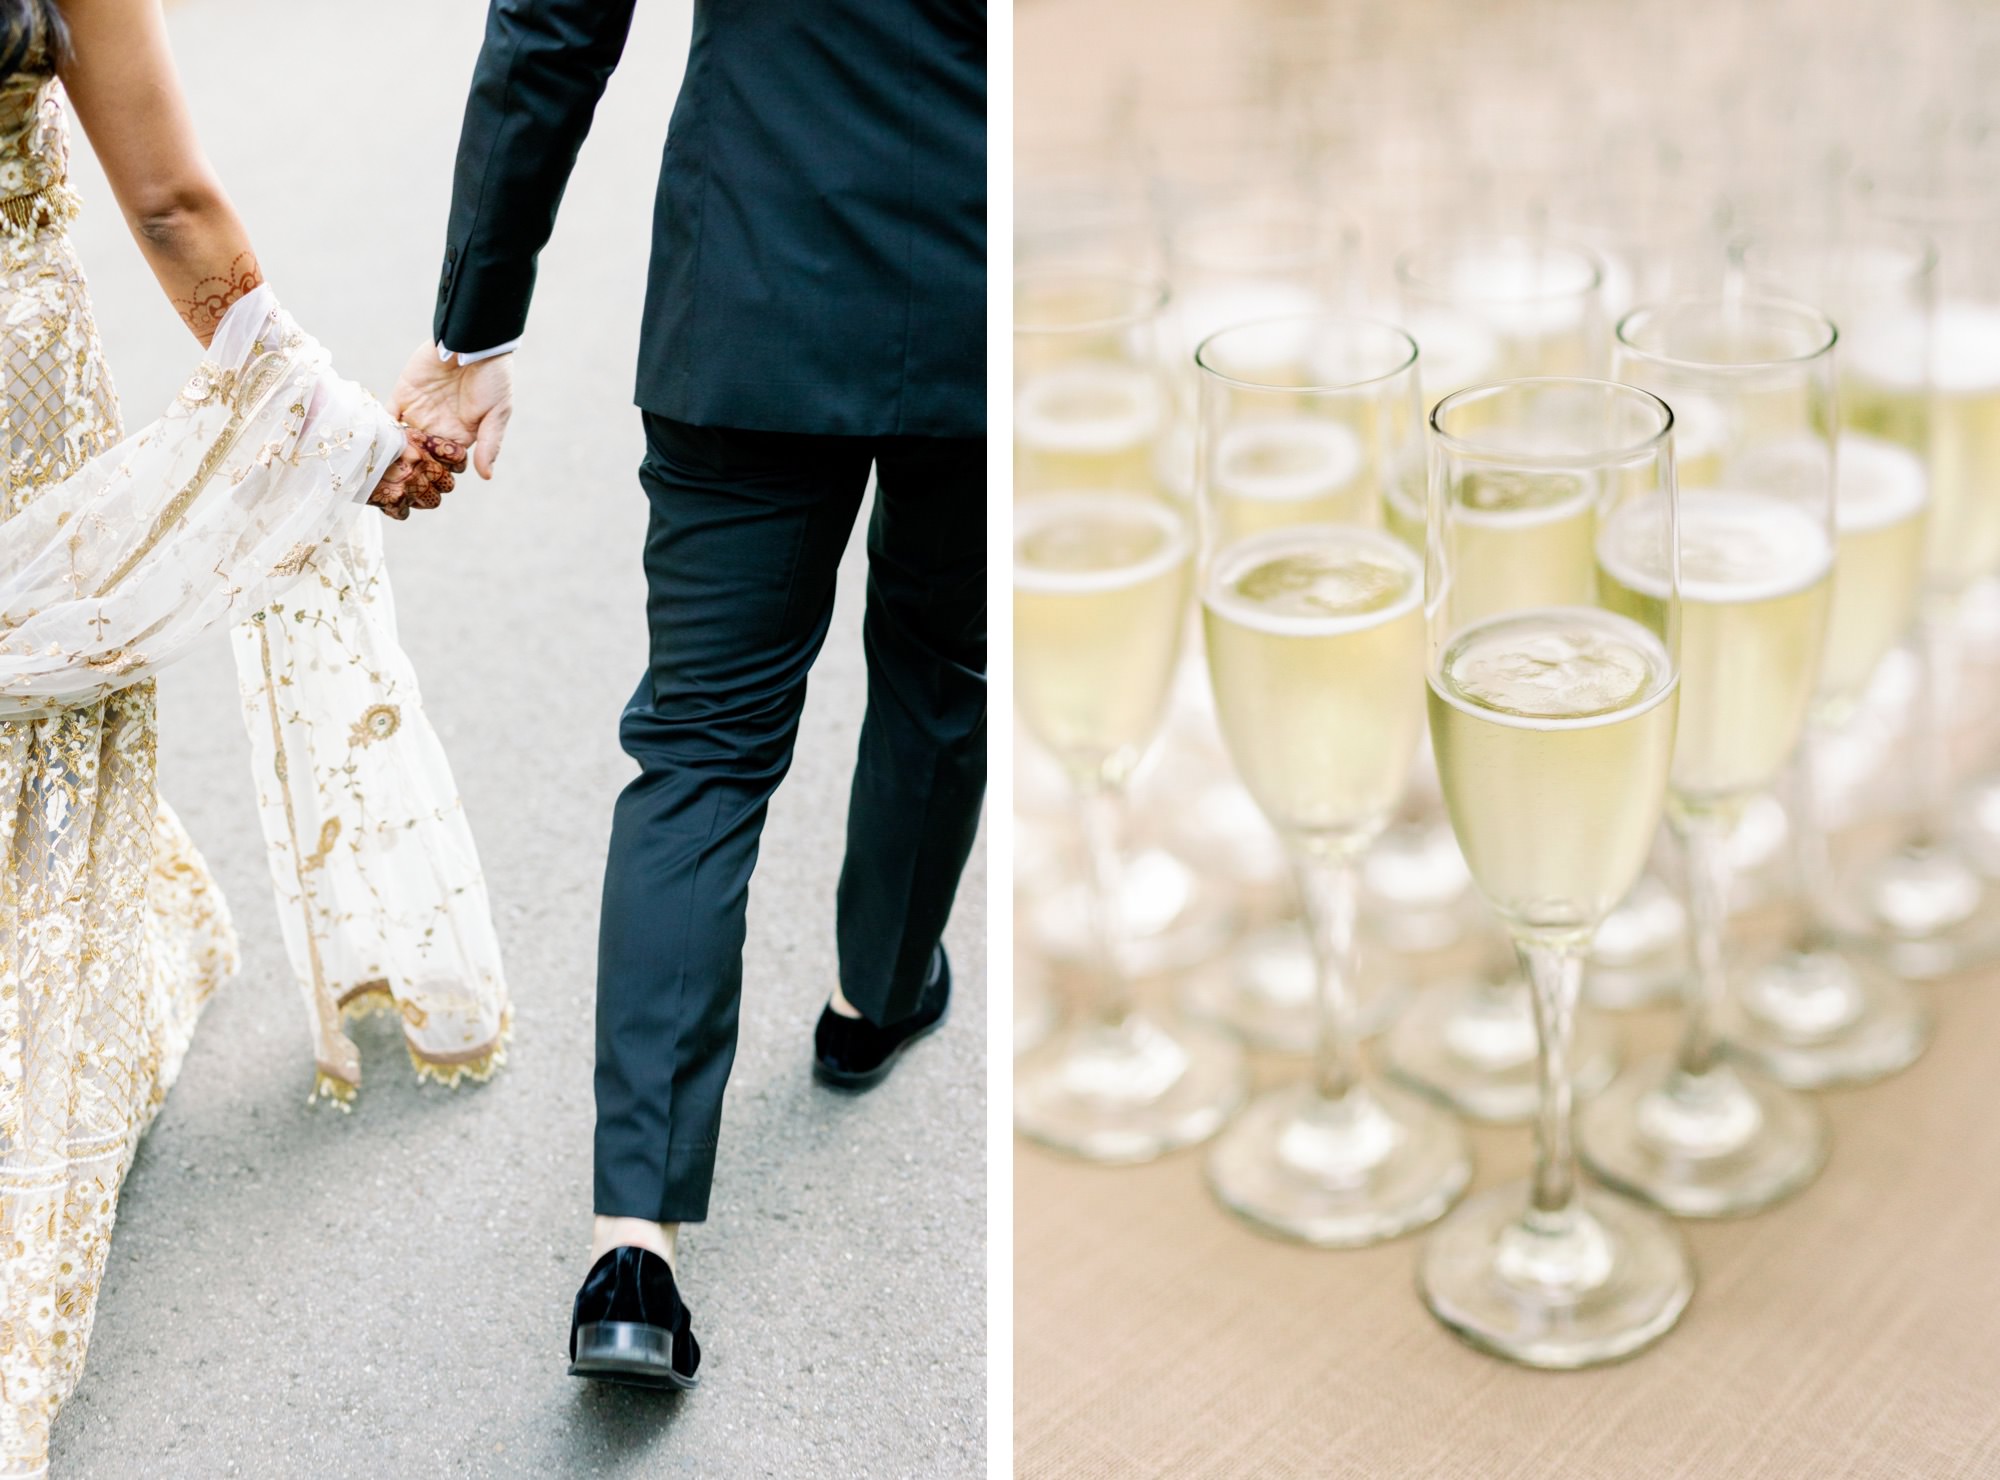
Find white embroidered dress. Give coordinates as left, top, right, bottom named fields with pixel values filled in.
left=0, top=72, right=509, bottom=1474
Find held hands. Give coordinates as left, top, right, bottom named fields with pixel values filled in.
left=368, top=428, right=468, bottom=521
left=391, top=344, right=515, bottom=481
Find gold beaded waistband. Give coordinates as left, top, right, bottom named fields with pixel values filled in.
left=0, top=177, right=75, bottom=233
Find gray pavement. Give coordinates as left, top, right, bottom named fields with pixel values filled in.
left=46, top=3, right=985, bottom=1475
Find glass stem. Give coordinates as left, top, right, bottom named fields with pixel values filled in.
left=1914, top=602, right=1959, bottom=845
left=1293, top=850, right=1364, bottom=1103
left=1076, top=782, right=1134, bottom=1030
left=1520, top=940, right=1584, bottom=1220
left=1673, top=813, right=1734, bottom=1078
left=1788, top=723, right=1838, bottom=954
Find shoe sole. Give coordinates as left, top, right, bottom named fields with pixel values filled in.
left=569, top=1322, right=698, bottom=1391
left=811, top=1007, right=949, bottom=1091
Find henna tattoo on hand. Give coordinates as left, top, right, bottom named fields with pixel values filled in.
left=368, top=427, right=461, bottom=520
left=175, top=251, right=263, bottom=341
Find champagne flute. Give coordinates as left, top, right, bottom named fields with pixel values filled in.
left=1384, top=235, right=1621, bottom=1120
left=1195, top=315, right=1471, bottom=1244
left=1159, top=198, right=1357, bottom=503
left=1014, top=267, right=1240, bottom=989
left=1726, top=229, right=1935, bottom=1086
left=1417, top=377, right=1692, bottom=1367
left=1013, top=270, right=1247, bottom=1161
left=1579, top=295, right=1837, bottom=1217
left=1015, top=269, right=1171, bottom=499
left=1849, top=167, right=2000, bottom=974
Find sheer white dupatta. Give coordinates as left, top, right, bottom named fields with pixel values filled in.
left=0, top=286, right=510, bottom=1100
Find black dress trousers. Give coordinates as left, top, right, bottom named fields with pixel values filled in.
left=592, top=416, right=986, bottom=1222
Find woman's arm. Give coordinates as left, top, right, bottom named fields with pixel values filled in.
left=53, top=0, right=466, bottom=512
left=56, top=0, right=257, bottom=346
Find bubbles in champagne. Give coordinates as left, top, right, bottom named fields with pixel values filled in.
left=1456, top=467, right=1594, bottom=524
left=1835, top=434, right=1929, bottom=531
left=1442, top=610, right=1667, bottom=721
left=1211, top=529, right=1417, bottom=629
left=1014, top=363, right=1162, bottom=453
left=1598, top=490, right=1832, bottom=603
left=1214, top=419, right=1362, bottom=506
left=1847, top=300, right=2000, bottom=393
left=1017, top=501, right=1177, bottom=577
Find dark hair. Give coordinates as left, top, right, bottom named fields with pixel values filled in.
left=0, top=0, right=65, bottom=82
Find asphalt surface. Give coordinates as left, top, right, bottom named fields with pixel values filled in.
left=46, top=3, right=986, bottom=1475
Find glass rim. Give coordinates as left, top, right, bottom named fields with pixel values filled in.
left=1393, top=234, right=1606, bottom=303
left=1014, top=267, right=1170, bottom=336
left=1192, top=311, right=1419, bottom=394
left=1614, top=293, right=1839, bottom=371
left=1427, top=376, right=1676, bottom=468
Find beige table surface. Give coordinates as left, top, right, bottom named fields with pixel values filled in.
left=1015, top=975, right=2000, bottom=1479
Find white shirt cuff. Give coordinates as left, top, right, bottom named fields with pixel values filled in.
left=437, top=338, right=520, bottom=365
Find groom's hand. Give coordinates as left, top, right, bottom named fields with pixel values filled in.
left=392, top=344, right=514, bottom=480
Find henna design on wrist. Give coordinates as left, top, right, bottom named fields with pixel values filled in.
left=175, top=251, right=264, bottom=340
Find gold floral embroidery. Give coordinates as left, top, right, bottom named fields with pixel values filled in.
left=300, top=816, right=341, bottom=872
left=350, top=702, right=400, bottom=747
left=0, top=71, right=235, bottom=1476
left=269, top=541, right=317, bottom=579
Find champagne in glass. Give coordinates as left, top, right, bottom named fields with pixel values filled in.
left=1015, top=270, right=1170, bottom=498
left=1842, top=171, right=2000, bottom=976
left=1417, top=377, right=1693, bottom=1369
left=1195, top=316, right=1469, bottom=1247
left=1727, top=229, right=1938, bottom=1085
left=1429, top=609, right=1679, bottom=934
left=1597, top=488, right=1834, bottom=807
left=1579, top=296, right=1838, bottom=1218
left=1012, top=272, right=1247, bottom=1164
left=1015, top=495, right=1194, bottom=786
left=1203, top=526, right=1423, bottom=839
left=1384, top=236, right=1621, bottom=1123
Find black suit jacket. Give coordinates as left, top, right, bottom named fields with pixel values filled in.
left=433, top=0, right=986, bottom=440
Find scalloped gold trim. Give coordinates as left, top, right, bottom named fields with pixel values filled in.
left=408, top=1005, right=513, bottom=1090
left=307, top=997, right=512, bottom=1106
left=337, top=980, right=396, bottom=1022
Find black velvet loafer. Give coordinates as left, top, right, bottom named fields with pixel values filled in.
left=812, top=947, right=951, bottom=1090
left=568, top=1245, right=700, bottom=1390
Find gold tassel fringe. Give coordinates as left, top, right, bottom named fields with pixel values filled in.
left=307, top=995, right=512, bottom=1107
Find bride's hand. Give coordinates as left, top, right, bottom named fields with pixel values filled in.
left=368, top=428, right=467, bottom=520
left=392, top=343, right=514, bottom=480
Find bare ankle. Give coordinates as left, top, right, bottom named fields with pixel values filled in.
left=593, top=1215, right=679, bottom=1274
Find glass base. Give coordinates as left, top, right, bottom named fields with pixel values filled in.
left=1362, top=816, right=1478, bottom=954
left=1385, top=977, right=1618, bottom=1124
left=1029, top=844, right=1242, bottom=977
left=1206, top=1079, right=1469, bottom=1247
left=1586, top=874, right=1689, bottom=1011
left=1844, top=838, right=2000, bottom=980
left=1419, top=1181, right=1693, bottom=1369
left=1179, top=922, right=1407, bottom=1054
left=1578, top=1056, right=1827, bottom=1218
left=1014, top=1012, right=1246, bottom=1164
left=1728, top=946, right=1929, bottom=1089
